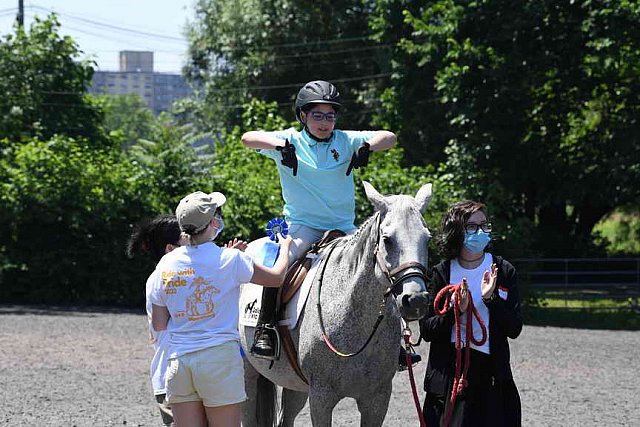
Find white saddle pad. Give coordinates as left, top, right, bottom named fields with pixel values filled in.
left=239, top=238, right=322, bottom=330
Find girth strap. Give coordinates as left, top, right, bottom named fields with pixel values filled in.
left=277, top=325, right=308, bottom=384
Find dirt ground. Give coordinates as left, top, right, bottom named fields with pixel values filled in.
left=0, top=305, right=638, bottom=426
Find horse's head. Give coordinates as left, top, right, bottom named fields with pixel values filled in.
left=363, top=181, right=432, bottom=321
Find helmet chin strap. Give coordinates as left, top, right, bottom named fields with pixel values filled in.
left=303, top=125, right=333, bottom=143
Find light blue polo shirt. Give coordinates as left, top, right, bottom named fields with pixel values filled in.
left=258, top=128, right=378, bottom=231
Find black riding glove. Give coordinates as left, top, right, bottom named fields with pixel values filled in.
left=275, top=139, right=298, bottom=176
left=346, top=142, right=371, bottom=176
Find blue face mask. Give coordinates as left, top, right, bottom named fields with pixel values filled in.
left=463, top=230, right=491, bottom=253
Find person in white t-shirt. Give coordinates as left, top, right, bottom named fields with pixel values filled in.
left=149, top=191, right=292, bottom=427
left=127, top=214, right=186, bottom=426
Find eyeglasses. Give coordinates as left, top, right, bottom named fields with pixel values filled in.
left=465, top=222, right=492, bottom=234
left=308, top=111, right=337, bottom=123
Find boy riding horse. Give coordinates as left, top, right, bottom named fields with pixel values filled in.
left=241, top=80, right=420, bottom=368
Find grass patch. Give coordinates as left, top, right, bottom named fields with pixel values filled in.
left=524, top=297, right=640, bottom=330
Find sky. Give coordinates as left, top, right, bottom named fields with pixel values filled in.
left=0, top=0, right=193, bottom=73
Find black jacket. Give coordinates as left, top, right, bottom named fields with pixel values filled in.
left=420, top=255, right=523, bottom=394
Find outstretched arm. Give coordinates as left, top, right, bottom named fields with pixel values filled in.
left=241, top=131, right=285, bottom=150
left=250, top=234, right=293, bottom=287
left=367, top=130, right=396, bottom=152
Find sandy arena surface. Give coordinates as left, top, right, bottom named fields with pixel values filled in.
left=0, top=305, right=638, bottom=426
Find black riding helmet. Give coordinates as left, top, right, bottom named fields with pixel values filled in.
left=294, top=80, right=342, bottom=124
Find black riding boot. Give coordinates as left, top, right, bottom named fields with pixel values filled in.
left=250, top=287, right=278, bottom=359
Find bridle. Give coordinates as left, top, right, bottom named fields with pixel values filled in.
left=369, top=211, right=428, bottom=297
left=316, top=212, right=428, bottom=357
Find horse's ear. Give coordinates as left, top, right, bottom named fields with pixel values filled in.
left=415, top=183, right=433, bottom=213
left=362, top=181, right=388, bottom=212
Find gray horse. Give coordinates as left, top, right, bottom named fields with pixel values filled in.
left=240, top=181, right=432, bottom=426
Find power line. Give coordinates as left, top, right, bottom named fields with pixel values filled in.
left=28, top=5, right=186, bottom=43
left=24, top=4, right=382, bottom=53
left=57, top=22, right=182, bottom=53
left=200, top=73, right=393, bottom=94
left=210, top=35, right=379, bottom=52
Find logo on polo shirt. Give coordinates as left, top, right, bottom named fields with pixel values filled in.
left=331, top=149, right=340, bottom=161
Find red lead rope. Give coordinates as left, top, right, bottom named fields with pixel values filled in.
left=404, top=328, right=427, bottom=427
left=433, top=280, right=488, bottom=427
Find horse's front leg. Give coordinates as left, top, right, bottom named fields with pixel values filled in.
left=279, top=388, right=308, bottom=427
left=308, top=386, right=340, bottom=427
left=355, top=382, right=393, bottom=427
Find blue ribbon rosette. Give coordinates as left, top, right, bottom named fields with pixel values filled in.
left=257, top=218, right=289, bottom=268
left=265, top=217, right=289, bottom=242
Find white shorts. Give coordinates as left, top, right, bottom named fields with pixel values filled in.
left=288, top=224, right=357, bottom=261
left=166, top=341, right=246, bottom=407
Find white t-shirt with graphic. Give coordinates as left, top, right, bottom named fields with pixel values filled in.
left=145, top=269, right=170, bottom=395
left=149, top=242, right=254, bottom=358
left=450, top=253, right=493, bottom=354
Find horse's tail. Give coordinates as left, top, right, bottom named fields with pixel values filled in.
left=256, top=374, right=278, bottom=427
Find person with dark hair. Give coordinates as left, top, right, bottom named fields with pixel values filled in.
left=149, top=191, right=292, bottom=427
left=128, top=214, right=185, bottom=427
left=240, top=80, right=403, bottom=362
left=420, top=200, right=523, bottom=427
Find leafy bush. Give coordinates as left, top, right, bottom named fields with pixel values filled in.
left=0, top=136, right=154, bottom=304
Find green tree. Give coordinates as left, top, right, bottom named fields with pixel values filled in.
left=183, top=0, right=388, bottom=129
left=593, top=208, right=640, bottom=255
left=0, top=122, right=219, bottom=305
left=0, top=15, right=105, bottom=143
left=97, top=94, right=156, bottom=148
left=373, top=0, right=640, bottom=256
left=127, top=114, right=217, bottom=210
left=0, top=136, right=153, bottom=304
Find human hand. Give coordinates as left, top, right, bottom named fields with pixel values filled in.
left=278, top=233, right=293, bottom=248
left=346, top=142, right=371, bottom=176
left=458, top=278, right=469, bottom=313
left=481, top=263, right=498, bottom=300
left=275, top=139, right=298, bottom=176
left=226, top=238, right=248, bottom=251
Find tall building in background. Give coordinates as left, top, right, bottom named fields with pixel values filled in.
left=89, top=51, right=191, bottom=115
left=119, top=50, right=153, bottom=72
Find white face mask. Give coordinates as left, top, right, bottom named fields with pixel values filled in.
left=212, top=216, right=224, bottom=240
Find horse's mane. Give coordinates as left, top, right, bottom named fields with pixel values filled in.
left=341, top=210, right=381, bottom=273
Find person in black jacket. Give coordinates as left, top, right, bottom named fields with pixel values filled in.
left=420, top=200, right=523, bottom=427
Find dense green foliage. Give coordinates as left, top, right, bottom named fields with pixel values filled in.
left=0, top=117, right=218, bottom=305
left=0, top=136, right=150, bottom=303
left=593, top=209, right=640, bottom=255
left=183, top=0, right=388, bottom=128
left=0, top=15, right=105, bottom=143
left=98, top=94, right=156, bottom=148
left=371, top=0, right=640, bottom=256
left=0, top=17, right=218, bottom=305
left=1, top=4, right=639, bottom=307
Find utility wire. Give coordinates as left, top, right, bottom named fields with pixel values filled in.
left=28, top=5, right=186, bottom=42
left=195, top=73, right=392, bottom=94
left=24, top=4, right=381, bottom=53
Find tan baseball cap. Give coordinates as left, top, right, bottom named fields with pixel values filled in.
left=175, top=191, right=226, bottom=233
